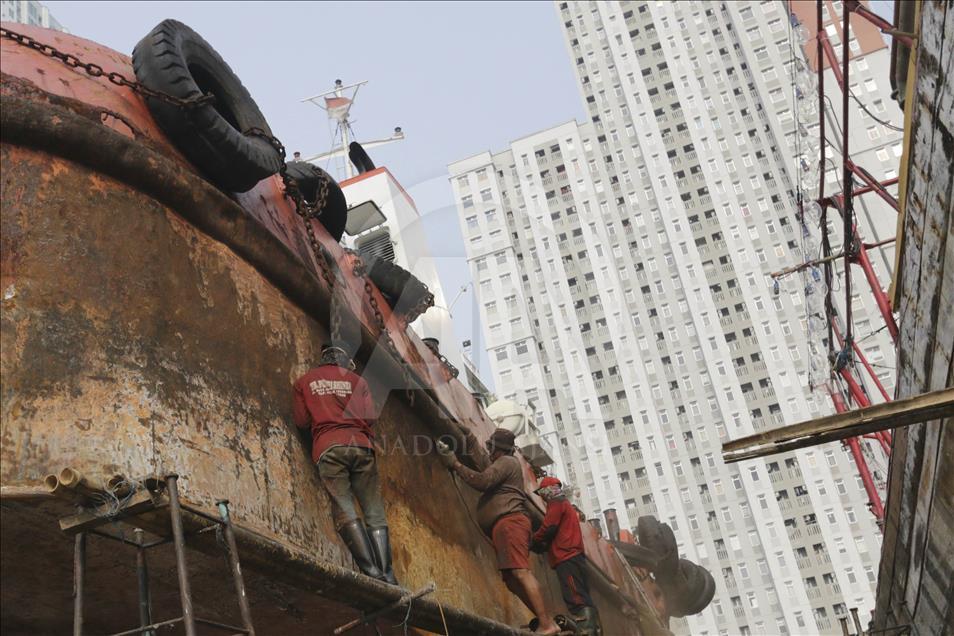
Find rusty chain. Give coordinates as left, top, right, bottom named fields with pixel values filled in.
left=345, top=249, right=415, bottom=406
left=1, top=27, right=216, bottom=110
left=362, top=277, right=416, bottom=406
left=242, top=127, right=336, bottom=291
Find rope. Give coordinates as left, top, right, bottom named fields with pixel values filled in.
left=393, top=593, right=414, bottom=635
left=437, top=598, right=450, bottom=635
left=449, top=472, right=495, bottom=548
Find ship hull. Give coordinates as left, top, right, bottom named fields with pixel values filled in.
left=1, top=23, right=663, bottom=635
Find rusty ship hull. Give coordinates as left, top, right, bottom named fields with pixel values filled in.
left=0, top=23, right=668, bottom=635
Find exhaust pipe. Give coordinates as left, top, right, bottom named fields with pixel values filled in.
left=106, top=474, right=132, bottom=498
left=44, top=473, right=87, bottom=504
left=588, top=517, right=604, bottom=538
left=56, top=467, right=106, bottom=502
left=603, top=508, right=621, bottom=542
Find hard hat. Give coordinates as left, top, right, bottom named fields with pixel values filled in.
left=539, top=476, right=562, bottom=489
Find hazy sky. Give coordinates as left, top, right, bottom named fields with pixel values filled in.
left=43, top=1, right=586, bottom=384
left=40, top=1, right=895, bottom=386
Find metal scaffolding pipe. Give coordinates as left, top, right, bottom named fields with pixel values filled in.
left=848, top=437, right=885, bottom=523
left=847, top=159, right=901, bottom=211
left=841, top=2, right=855, bottom=349
left=845, top=0, right=916, bottom=47
left=855, top=241, right=899, bottom=344
left=73, top=533, right=85, bottom=636
left=165, top=475, right=197, bottom=636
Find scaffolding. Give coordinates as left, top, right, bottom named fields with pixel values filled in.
left=62, top=475, right=255, bottom=636
left=780, top=0, right=914, bottom=527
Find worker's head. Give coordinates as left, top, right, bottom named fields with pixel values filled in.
left=320, top=344, right=355, bottom=369
left=484, top=428, right=516, bottom=460
left=534, top=476, right=564, bottom=501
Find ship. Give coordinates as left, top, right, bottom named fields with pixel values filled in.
left=0, top=19, right=714, bottom=635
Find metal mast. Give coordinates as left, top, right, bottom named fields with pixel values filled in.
left=300, top=79, right=405, bottom=180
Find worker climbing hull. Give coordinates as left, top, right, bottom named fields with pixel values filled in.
left=0, top=23, right=671, bottom=635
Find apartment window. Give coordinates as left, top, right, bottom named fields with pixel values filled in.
left=747, top=592, right=758, bottom=608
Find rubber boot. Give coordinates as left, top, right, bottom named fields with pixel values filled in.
left=574, top=607, right=602, bottom=636
left=338, top=520, right=384, bottom=580
left=368, top=526, right=399, bottom=585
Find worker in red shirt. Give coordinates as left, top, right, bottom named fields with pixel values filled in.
left=531, top=477, right=601, bottom=635
left=293, top=344, right=398, bottom=585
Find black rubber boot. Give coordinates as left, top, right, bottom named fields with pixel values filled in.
left=368, top=526, right=399, bottom=585
left=338, top=520, right=384, bottom=580
left=574, top=607, right=602, bottom=636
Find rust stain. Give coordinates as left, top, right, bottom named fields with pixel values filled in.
left=0, top=23, right=663, bottom=635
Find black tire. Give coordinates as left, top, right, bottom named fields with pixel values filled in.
left=132, top=20, right=282, bottom=192
left=363, top=255, right=434, bottom=320
left=679, top=559, right=706, bottom=600
left=683, top=564, right=716, bottom=616
left=636, top=516, right=678, bottom=577
left=662, top=559, right=715, bottom=618
left=283, top=162, right=348, bottom=241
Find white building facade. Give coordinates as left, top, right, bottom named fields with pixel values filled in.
left=449, top=1, right=899, bottom=634
left=0, top=0, right=66, bottom=31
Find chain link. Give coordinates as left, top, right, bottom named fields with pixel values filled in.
left=363, top=278, right=416, bottom=406
left=1, top=27, right=216, bottom=110
left=345, top=249, right=415, bottom=405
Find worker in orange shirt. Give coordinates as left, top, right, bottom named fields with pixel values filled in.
left=531, top=477, right=601, bottom=635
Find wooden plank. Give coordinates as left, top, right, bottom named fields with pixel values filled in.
left=722, top=388, right=954, bottom=462
left=59, top=490, right=166, bottom=535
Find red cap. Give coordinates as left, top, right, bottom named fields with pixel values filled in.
left=539, top=476, right=562, bottom=488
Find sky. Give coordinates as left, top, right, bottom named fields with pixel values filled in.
left=44, top=0, right=587, bottom=385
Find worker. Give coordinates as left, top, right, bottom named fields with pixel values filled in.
left=293, top=344, right=398, bottom=585
left=437, top=429, right=561, bottom=635
left=531, top=477, right=601, bottom=635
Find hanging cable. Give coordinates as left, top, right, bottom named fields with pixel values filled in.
left=848, top=88, right=904, bottom=131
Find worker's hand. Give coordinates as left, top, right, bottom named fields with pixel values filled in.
left=435, top=441, right=458, bottom=469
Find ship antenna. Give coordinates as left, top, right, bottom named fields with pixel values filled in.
left=299, top=79, right=405, bottom=180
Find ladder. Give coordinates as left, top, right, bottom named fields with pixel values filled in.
left=60, top=474, right=255, bottom=636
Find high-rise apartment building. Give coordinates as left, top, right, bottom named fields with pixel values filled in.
left=0, top=0, right=66, bottom=31
left=449, top=1, right=899, bottom=634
